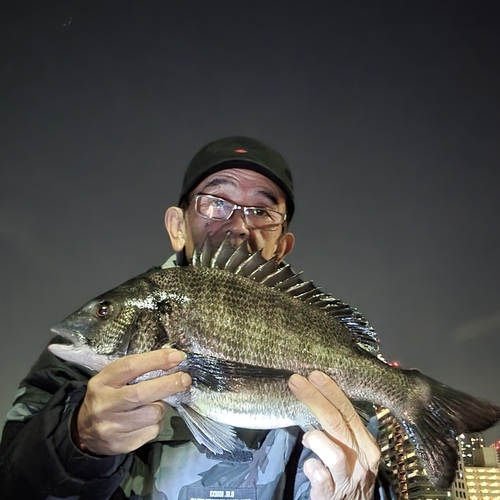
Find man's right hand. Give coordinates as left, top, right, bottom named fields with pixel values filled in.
left=72, top=349, right=192, bottom=456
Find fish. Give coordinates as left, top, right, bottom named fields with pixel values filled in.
left=48, top=238, right=500, bottom=489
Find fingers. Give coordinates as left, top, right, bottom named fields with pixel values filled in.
left=303, top=457, right=335, bottom=500
left=75, top=349, right=192, bottom=455
left=303, top=429, right=378, bottom=500
left=87, top=349, right=192, bottom=411
left=304, top=431, right=349, bottom=487
left=99, top=400, right=168, bottom=430
left=306, top=372, right=377, bottom=455
left=116, top=371, right=192, bottom=410
left=77, top=400, right=169, bottom=455
left=304, top=448, right=377, bottom=500
left=97, top=349, right=187, bottom=388
left=289, top=371, right=379, bottom=462
left=107, top=423, right=166, bottom=454
left=289, top=369, right=381, bottom=498
left=289, top=371, right=354, bottom=447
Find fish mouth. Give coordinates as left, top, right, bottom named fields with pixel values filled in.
left=49, top=322, right=112, bottom=372
left=47, top=342, right=112, bottom=372
left=50, top=321, right=89, bottom=347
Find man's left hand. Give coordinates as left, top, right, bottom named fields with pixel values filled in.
left=289, top=371, right=381, bottom=500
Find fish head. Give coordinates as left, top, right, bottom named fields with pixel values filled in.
left=48, top=275, right=177, bottom=372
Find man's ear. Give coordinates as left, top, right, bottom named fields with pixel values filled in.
left=164, top=207, right=186, bottom=253
left=275, top=232, right=295, bottom=263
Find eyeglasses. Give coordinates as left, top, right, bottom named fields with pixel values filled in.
left=193, top=194, right=287, bottom=230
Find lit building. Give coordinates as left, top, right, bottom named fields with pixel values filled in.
left=461, top=434, right=486, bottom=466
left=458, top=434, right=500, bottom=498
left=473, top=448, right=499, bottom=468
left=463, top=466, right=500, bottom=499
left=376, top=406, right=450, bottom=500
left=376, top=410, right=500, bottom=500
left=489, top=441, right=500, bottom=466
left=451, top=444, right=469, bottom=500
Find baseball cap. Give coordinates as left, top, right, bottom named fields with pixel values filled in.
left=179, top=136, right=295, bottom=221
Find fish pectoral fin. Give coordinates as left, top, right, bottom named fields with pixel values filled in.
left=300, top=421, right=322, bottom=432
left=185, top=353, right=293, bottom=392
left=177, top=404, right=243, bottom=456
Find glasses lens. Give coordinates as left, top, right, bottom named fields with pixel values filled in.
left=196, top=195, right=232, bottom=220
left=244, top=207, right=284, bottom=228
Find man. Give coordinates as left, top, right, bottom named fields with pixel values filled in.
left=0, top=137, right=384, bottom=499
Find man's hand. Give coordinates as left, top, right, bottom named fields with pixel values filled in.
left=73, top=349, right=191, bottom=456
left=289, top=371, right=381, bottom=500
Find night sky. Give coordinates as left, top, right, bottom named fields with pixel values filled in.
left=1, top=2, right=499, bottom=445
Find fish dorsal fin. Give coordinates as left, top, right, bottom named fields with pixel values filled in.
left=225, top=242, right=254, bottom=273
left=191, top=243, right=202, bottom=267
left=234, top=250, right=271, bottom=277
left=260, top=264, right=296, bottom=287
left=200, top=238, right=213, bottom=268
left=192, top=238, right=229, bottom=269
left=247, top=259, right=278, bottom=282
left=270, top=271, right=379, bottom=353
left=211, top=237, right=237, bottom=269
left=191, top=236, right=380, bottom=353
left=193, top=237, right=278, bottom=278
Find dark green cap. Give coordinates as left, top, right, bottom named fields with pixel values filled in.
left=179, top=136, right=295, bottom=221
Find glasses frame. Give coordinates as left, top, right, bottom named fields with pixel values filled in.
left=193, top=194, right=287, bottom=230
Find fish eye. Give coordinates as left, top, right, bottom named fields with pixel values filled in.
left=96, top=301, right=113, bottom=319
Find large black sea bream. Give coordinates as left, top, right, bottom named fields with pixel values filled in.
left=49, top=238, right=500, bottom=489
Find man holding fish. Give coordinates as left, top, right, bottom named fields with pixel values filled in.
left=0, top=137, right=403, bottom=499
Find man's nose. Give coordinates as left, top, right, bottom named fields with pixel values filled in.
left=224, top=208, right=250, bottom=236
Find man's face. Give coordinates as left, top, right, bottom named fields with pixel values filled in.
left=167, top=168, right=294, bottom=262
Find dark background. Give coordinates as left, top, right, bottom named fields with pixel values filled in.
left=1, top=1, right=499, bottom=444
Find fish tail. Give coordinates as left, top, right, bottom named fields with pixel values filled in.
left=398, top=370, right=500, bottom=489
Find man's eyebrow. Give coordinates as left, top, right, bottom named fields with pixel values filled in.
left=200, top=178, right=280, bottom=206
left=257, top=190, right=279, bottom=206
left=201, top=178, right=236, bottom=190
